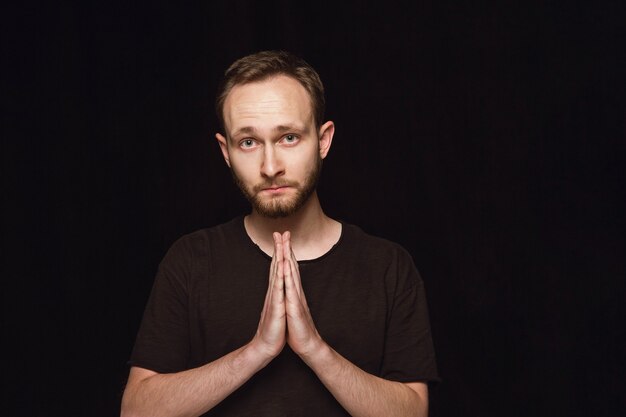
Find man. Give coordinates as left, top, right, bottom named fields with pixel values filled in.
left=121, top=50, right=439, bottom=417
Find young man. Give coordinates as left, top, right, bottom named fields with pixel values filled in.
left=121, top=51, right=439, bottom=417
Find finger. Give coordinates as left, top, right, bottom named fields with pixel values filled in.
left=282, top=233, right=303, bottom=298
left=282, top=231, right=298, bottom=274
left=271, top=259, right=285, bottom=307
left=287, top=240, right=299, bottom=271
left=262, top=232, right=284, bottom=322
left=272, top=233, right=282, bottom=280
left=271, top=232, right=286, bottom=297
left=289, top=257, right=309, bottom=309
left=282, top=231, right=290, bottom=259
left=266, top=234, right=279, bottom=288
left=271, top=232, right=278, bottom=264
left=283, top=257, right=300, bottom=310
left=266, top=268, right=285, bottom=341
left=261, top=244, right=285, bottom=335
left=284, top=260, right=317, bottom=349
left=285, top=259, right=311, bottom=319
left=265, top=233, right=280, bottom=301
left=286, top=244, right=307, bottom=305
left=269, top=233, right=282, bottom=289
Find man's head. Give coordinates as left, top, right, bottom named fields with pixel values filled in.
left=215, top=51, right=334, bottom=219
left=216, top=50, right=325, bottom=133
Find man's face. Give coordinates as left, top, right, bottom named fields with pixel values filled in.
left=216, top=75, right=333, bottom=218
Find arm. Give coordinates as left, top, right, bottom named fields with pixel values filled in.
left=280, top=232, right=429, bottom=417
left=121, top=345, right=266, bottom=417
left=301, top=345, right=428, bottom=417
left=121, top=235, right=288, bottom=417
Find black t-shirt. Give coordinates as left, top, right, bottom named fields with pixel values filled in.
left=129, top=217, right=439, bottom=416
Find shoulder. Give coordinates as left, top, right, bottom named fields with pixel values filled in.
left=153, top=217, right=246, bottom=291
left=339, top=222, right=423, bottom=291
left=159, top=216, right=244, bottom=269
left=341, top=222, right=415, bottom=262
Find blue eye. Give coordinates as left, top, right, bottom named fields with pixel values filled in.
left=283, top=134, right=298, bottom=143
left=240, top=139, right=255, bottom=148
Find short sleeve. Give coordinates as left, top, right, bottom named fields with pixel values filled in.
left=128, top=237, right=193, bottom=373
left=380, top=247, right=440, bottom=385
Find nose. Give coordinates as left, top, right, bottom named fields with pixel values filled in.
left=260, top=145, right=284, bottom=179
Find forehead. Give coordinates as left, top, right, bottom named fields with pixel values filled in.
left=223, top=75, right=314, bottom=135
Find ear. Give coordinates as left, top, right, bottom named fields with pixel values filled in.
left=215, top=133, right=231, bottom=167
left=318, top=121, right=335, bottom=160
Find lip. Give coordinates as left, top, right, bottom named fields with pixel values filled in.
left=261, top=186, right=290, bottom=194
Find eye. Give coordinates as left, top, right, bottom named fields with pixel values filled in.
left=240, top=139, right=256, bottom=149
left=282, top=134, right=299, bottom=145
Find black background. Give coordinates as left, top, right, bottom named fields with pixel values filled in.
left=4, top=1, right=625, bottom=416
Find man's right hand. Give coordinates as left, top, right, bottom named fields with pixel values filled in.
left=248, top=232, right=287, bottom=363
left=121, top=232, right=290, bottom=417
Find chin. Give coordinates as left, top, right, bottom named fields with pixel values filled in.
left=254, top=202, right=298, bottom=219
left=252, top=194, right=308, bottom=219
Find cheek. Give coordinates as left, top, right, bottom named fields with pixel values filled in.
left=300, top=149, right=320, bottom=172
left=234, top=164, right=253, bottom=178
left=230, top=160, right=256, bottom=185
left=290, top=143, right=318, bottom=165
left=230, top=152, right=259, bottom=174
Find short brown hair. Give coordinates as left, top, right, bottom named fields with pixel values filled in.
left=216, top=50, right=325, bottom=132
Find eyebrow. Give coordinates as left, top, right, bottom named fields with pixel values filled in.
left=230, top=124, right=310, bottom=139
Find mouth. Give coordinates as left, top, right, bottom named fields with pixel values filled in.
left=261, top=186, right=289, bottom=193
left=258, top=184, right=294, bottom=196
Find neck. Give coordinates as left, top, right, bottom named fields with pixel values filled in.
left=244, top=192, right=340, bottom=259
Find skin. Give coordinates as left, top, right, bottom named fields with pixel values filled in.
left=121, top=75, right=429, bottom=417
left=217, top=75, right=339, bottom=259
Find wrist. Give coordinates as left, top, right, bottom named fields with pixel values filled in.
left=244, top=337, right=280, bottom=370
left=298, top=338, right=333, bottom=369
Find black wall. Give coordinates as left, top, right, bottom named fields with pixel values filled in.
left=5, top=1, right=625, bottom=416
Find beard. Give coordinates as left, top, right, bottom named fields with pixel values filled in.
left=230, top=155, right=322, bottom=219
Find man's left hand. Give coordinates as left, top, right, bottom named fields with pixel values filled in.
left=279, top=232, right=326, bottom=359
